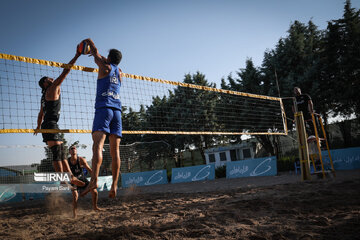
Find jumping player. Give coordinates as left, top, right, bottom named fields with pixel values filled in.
left=35, top=47, right=84, bottom=187
left=68, top=145, right=101, bottom=218
left=80, top=38, right=122, bottom=198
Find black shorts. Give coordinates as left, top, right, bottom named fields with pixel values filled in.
left=41, top=121, right=61, bottom=143
left=50, top=144, right=66, bottom=161
left=304, top=118, right=317, bottom=136
left=303, top=112, right=312, bottom=122
left=72, top=175, right=90, bottom=193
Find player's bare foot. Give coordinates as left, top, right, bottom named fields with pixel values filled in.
left=70, top=176, right=85, bottom=187
left=73, top=210, right=77, bottom=219
left=80, top=179, right=98, bottom=197
left=108, top=185, right=117, bottom=198
left=93, top=206, right=103, bottom=211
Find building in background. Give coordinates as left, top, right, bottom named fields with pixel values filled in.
left=204, top=139, right=258, bottom=168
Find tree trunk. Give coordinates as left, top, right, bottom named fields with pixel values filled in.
left=339, top=120, right=352, bottom=148
left=190, top=150, right=196, bottom=166
left=199, top=135, right=206, bottom=164
left=256, top=135, right=275, bottom=156
left=272, top=135, right=280, bottom=160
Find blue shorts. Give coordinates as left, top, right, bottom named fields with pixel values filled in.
left=92, top=108, right=122, bottom=137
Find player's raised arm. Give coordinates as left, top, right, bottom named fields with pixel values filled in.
left=308, top=97, right=314, bottom=114
left=83, top=38, right=111, bottom=77
left=80, top=157, right=93, bottom=175
left=34, top=104, right=44, bottom=135
left=52, top=48, right=81, bottom=88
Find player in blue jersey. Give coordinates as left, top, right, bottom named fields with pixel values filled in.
left=80, top=38, right=122, bottom=198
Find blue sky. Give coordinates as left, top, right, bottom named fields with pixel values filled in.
left=0, top=0, right=359, bottom=166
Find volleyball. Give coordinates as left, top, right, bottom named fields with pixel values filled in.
left=77, top=40, right=91, bottom=55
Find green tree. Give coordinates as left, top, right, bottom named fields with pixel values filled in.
left=121, top=105, right=146, bottom=144
left=222, top=20, right=325, bottom=157
left=321, top=0, right=360, bottom=118
left=138, top=72, right=220, bottom=163
left=181, top=72, right=219, bottom=162
left=319, top=0, right=360, bottom=147
left=261, top=20, right=324, bottom=126
left=221, top=59, right=281, bottom=157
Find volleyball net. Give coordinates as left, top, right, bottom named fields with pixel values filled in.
left=0, top=53, right=287, bottom=135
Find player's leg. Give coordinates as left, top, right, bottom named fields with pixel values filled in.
left=108, top=108, right=122, bottom=198
left=47, top=141, right=64, bottom=172
left=91, top=131, right=107, bottom=187
left=109, top=135, right=121, bottom=198
left=91, top=188, right=102, bottom=211
left=81, top=108, right=112, bottom=196
left=80, top=131, right=106, bottom=196
left=52, top=160, right=63, bottom=172
left=72, top=190, right=79, bottom=218
left=43, top=123, right=64, bottom=172
left=304, top=113, right=314, bottom=137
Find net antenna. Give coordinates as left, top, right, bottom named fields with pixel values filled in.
left=0, top=53, right=288, bottom=136
left=274, top=68, right=281, bottom=98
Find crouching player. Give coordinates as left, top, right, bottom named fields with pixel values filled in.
left=68, top=145, right=102, bottom=218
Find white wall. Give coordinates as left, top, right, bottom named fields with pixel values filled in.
left=205, top=146, right=254, bottom=168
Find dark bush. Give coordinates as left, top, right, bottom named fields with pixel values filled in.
left=215, top=165, right=226, bottom=178
left=277, top=156, right=296, bottom=172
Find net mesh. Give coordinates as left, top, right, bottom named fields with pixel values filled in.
left=0, top=53, right=287, bottom=135
left=105, top=141, right=174, bottom=174
left=0, top=56, right=95, bottom=131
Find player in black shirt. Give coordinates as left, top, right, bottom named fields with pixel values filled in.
left=68, top=145, right=101, bottom=218
left=293, top=87, right=315, bottom=135
left=35, top=47, right=84, bottom=187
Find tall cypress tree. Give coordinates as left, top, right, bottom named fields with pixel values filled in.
left=322, top=0, right=360, bottom=118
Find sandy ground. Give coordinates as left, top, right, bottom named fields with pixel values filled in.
left=0, top=170, right=359, bottom=240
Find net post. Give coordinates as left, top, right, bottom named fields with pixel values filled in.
left=294, top=112, right=311, bottom=181
left=311, top=113, right=326, bottom=179
left=279, top=98, right=288, bottom=134
left=318, top=115, right=336, bottom=177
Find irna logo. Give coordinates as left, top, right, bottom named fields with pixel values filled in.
left=34, top=172, right=71, bottom=182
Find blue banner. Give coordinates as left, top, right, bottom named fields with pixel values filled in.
left=226, top=156, right=277, bottom=179
left=325, top=147, right=360, bottom=170
left=0, top=176, right=113, bottom=204
left=171, top=164, right=215, bottom=183
left=88, top=176, right=113, bottom=191
left=121, top=170, right=168, bottom=188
